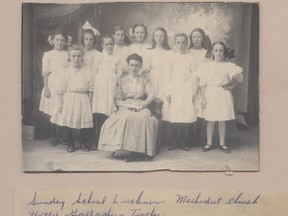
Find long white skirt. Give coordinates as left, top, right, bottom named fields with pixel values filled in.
left=98, top=107, right=159, bottom=157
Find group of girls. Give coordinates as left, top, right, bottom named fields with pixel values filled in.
left=39, top=21, right=243, bottom=157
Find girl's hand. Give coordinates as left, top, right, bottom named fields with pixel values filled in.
left=58, top=103, right=63, bottom=113
left=202, top=98, right=207, bottom=108
left=166, top=95, right=171, bottom=103
left=44, top=88, right=51, bottom=98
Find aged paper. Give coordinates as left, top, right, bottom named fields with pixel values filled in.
left=14, top=188, right=288, bottom=215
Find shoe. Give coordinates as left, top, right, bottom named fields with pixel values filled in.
left=50, top=138, right=60, bottom=146
left=80, top=143, right=90, bottom=152
left=168, top=145, right=176, bottom=151
left=67, top=145, right=75, bottom=153
left=202, top=145, right=213, bottom=152
left=182, top=146, right=190, bottom=151
left=220, top=145, right=231, bottom=153
left=144, top=155, right=153, bottom=161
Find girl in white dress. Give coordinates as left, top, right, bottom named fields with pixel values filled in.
left=39, top=32, right=69, bottom=145
left=199, top=41, right=244, bottom=153
left=81, top=22, right=101, bottom=72
left=92, top=35, right=122, bottom=148
left=50, top=45, right=94, bottom=152
left=146, top=27, right=173, bottom=147
left=166, top=33, right=197, bottom=151
left=128, top=24, right=151, bottom=74
left=112, top=25, right=129, bottom=77
left=188, top=28, right=212, bottom=144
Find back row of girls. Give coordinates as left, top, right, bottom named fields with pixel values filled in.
left=39, top=22, right=243, bottom=156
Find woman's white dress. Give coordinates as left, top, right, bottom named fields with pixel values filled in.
left=98, top=74, right=158, bottom=157
left=39, top=49, right=68, bottom=115
left=92, top=50, right=122, bottom=116
left=50, top=66, right=94, bottom=129
left=166, top=50, right=197, bottom=123
left=198, top=61, right=243, bottom=121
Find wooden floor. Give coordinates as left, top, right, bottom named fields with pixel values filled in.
left=22, top=127, right=259, bottom=172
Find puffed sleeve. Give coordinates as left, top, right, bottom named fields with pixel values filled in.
left=229, top=63, right=244, bottom=83
left=41, top=52, right=50, bottom=75
left=198, top=63, right=208, bottom=87
left=56, top=69, right=68, bottom=94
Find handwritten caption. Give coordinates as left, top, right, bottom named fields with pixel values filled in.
left=26, top=190, right=261, bottom=216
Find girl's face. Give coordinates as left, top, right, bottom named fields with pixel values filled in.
left=134, top=26, right=146, bottom=43
left=128, top=59, right=141, bottom=76
left=53, top=34, right=66, bottom=50
left=154, top=30, right=165, bottom=46
left=102, top=37, right=114, bottom=54
left=83, top=33, right=94, bottom=50
left=212, top=44, right=225, bottom=62
left=69, top=50, right=83, bottom=68
left=175, top=36, right=188, bottom=53
left=191, top=31, right=204, bottom=49
left=113, top=30, right=125, bottom=45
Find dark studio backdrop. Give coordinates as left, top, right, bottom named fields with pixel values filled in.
left=22, top=2, right=259, bottom=139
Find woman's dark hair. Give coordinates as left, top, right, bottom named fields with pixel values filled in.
left=210, top=41, right=235, bottom=59
left=81, top=29, right=97, bottom=46
left=150, top=27, right=171, bottom=50
left=126, top=53, right=143, bottom=66
left=132, top=24, right=148, bottom=40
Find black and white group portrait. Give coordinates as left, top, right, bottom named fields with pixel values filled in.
left=22, top=2, right=259, bottom=171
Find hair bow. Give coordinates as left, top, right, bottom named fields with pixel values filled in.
left=67, top=35, right=72, bottom=46
left=82, top=21, right=101, bottom=36
left=47, top=35, right=53, bottom=45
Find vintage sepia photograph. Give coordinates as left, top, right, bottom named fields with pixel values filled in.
left=22, top=2, right=259, bottom=172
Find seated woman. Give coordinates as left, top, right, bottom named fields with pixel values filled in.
left=98, top=53, right=158, bottom=161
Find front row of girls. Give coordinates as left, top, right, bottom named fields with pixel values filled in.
left=39, top=23, right=243, bottom=154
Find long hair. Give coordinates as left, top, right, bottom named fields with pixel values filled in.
left=150, top=27, right=171, bottom=50
left=189, top=28, right=211, bottom=50
left=132, top=24, right=148, bottom=40
left=209, top=41, right=235, bottom=60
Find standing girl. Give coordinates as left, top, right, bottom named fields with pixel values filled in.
left=188, top=28, right=211, bottom=143
left=81, top=21, right=101, bottom=72
left=112, top=25, right=129, bottom=77
left=199, top=41, right=244, bottom=153
left=146, top=27, right=173, bottom=146
left=166, top=33, right=197, bottom=151
left=128, top=24, right=151, bottom=74
left=39, top=31, right=69, bottom=145
left=92, top=35, right=122, bottom=149
left=50, top=45, right=94, bottom=152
